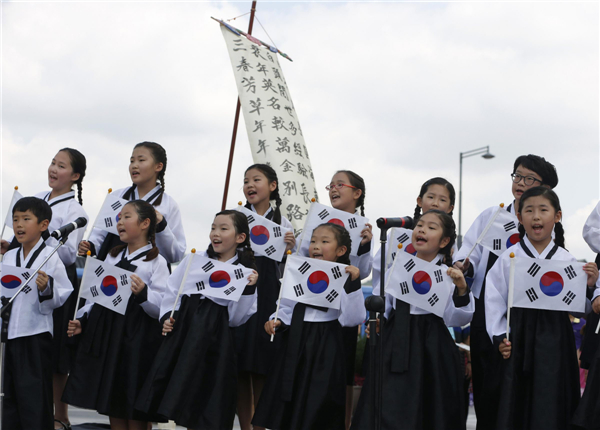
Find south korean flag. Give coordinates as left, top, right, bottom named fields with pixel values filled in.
left=280, top=255, right=349, bottom=310
left=479, top=209, right=520, bottom=256
left=386, top=227, right=417, bottom=263
left=80, top=257, right=132, bottom=315
left=299, top=202, right=368, bottom=256
left=183, top=256, right=254, bottom=302
left=236, top=206, right=292, bottom=262
left=0, top=263, right=38, bottom=299
left=386, top=251, right=453, bottom=318
left=92, top=193, right=129, bottom=235
left=4, top=188, right=23, bottom=229
left=512, top=258, right=587, bottom=313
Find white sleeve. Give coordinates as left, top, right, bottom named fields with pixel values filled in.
left=442, top=289, right=475, bottom=327
left=454, top=209, right=489, bottom=272
left=87, top=227, right=109, bottom=256
left=159, top=255, right=189, bottom=320
left=484, top=256, right=510, bottom=343
left=270, top=297, right=296, bottom=326
left=352, top=242, right=373, bottom=281
left=583, top=201, right=600, bottom=253
left=39, top=255, right=73, bottom=315
left=338, top=287, right=366, bottom=327
left=227, top=292, right=257, bottom=327
left=55, top=203, right=89, bottom=267
left=155, top=199, right=187, bottom=263
left=76, top=301, right=93, bottom=319
left=139, top=257, right=170, bottom=319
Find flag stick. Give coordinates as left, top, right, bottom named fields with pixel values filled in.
left=596, top=316, right=600, bottom=334
left=83, top=188, right=112, bottom=243
left=463, top=203, right=505, bottom=261
left=168, top=249, right=196, bottom=322
left=384, top=228, right=396, bottom=269
left=271, top=250, right=291, bottom=341
left=72, top=251, right=93, bottom=322
left=506, top=253, right=516, bottom=342
left=456, top=343, right=471, bottom=351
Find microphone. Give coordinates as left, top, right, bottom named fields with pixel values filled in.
left=50, top=217, right=88, bottom=240
left=376, top=216, right=414, bottom=230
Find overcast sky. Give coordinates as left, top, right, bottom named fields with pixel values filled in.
left=2, top=1, right=598, bottom=264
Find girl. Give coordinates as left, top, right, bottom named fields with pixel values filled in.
left=235, top=164, right=296, bottom=430
left=484, top=187, right=597, bottom=430
left=62, top=200, right=169, bottom=430
left=79, top=141, right=186, bottom=263
left=252, top=223, right=366, bottom=430
left=135, top=210, right=258, bottom=430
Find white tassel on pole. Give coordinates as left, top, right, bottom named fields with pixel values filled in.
left=463, top=203, right=505, bottom=261
left=506, top=253, right=516, bottom=342
left=168, top=249, right=196, bottom=322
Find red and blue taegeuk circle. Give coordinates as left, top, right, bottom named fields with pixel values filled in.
left=1, top=275, right=21, bottom=289
left=506, top=233, right=520, bottom=249
left=209, top=270, right=231, bottom=288
left=250, top=225, right=270, bottom=246
left=539, top=271, right=563, bottom=297
left=307, top=271, right=329, bottom=294
left=412, top=271, right=432, bottom=295
left=116, top=212, right=121, bottom=223
left=405, top=243, right=417, bottom=256
left=327, top=219, right=345, bottom=228
left=101, top=276, right=118, bottom=296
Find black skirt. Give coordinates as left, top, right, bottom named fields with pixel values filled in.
left=252, top=319, right=347, bottom=430
left=234, top=256, right=283, bottom=376
left=352, top=311, right=466, bottom=430
left=573, top=327, right=600, bottom=430
left=135, top=295, right=238, bottom=430
left=52, top=262, right=79, bottom=374
left=62, top=296, right=163, bottom=421
left=496, top=308, right=580, bottom=430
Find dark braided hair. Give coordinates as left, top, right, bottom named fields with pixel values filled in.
left=312, top=223, right=352, bottom=265
left=207, top=210, right=256, bottom=269
left=517, top=187, right=565, bottom=248
left=109, top=200, right=159, bottom=261
left=413, top=177, right=456, bottom=223
left=245, top=164, right=283, bottom=224
left=60, top=148, right=86, bottom=205
left=335, top=170, right=366, bottom=216
left=134, top=142, right=167, bottom=206
left=419, top=209, right=456, bottom=267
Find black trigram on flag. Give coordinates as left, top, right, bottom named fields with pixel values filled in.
left=348, top=217, right=357, bottom=229
left=526, top=288, right=539, bottom=302
left=112, top=296, right=123, bottom=307
left=91, top=286, right=99, bottom=297
left=120, top=275, right=128, bottom=286
left=563, top=291, right=576, bottom=305
left=318, top=209, right=329, bottom=220
left=21, top=272, right=30, bottom=280
left=391, top=252, right=397, bottom=261
left=397, top=233, right=410, bottom=243
left=564, top=265, right=577, bottom=280
left=196, top=281, right=205, bottom=291
left=428, top=294, right=439, bottom=306
left=23, top=286, right=32, bottom=294
left=404, top=259, right=416, bottom=272
left=265, top=246, right=276, bottom=256
left=293, top=284, right=304, bottom=297
left=234, top=268, right=244, bottom=280
left=331, top=266, right=342, bottom=280
left=202, top=262, right=215, bottom=272
left=111, top=201, right=122, bottom=211
left=527, top=263, right=541, bottom=277
left=400, top=281, right=409, bottom=295
left=224, top=287, right=236, bottom=296
left=504, top=221, right=517, bottom=232
left=326, top=290, right=339, bottom=303
left=104, top=217, right=113, bottom=228
left=493, top=239, right=501, bottom=251
left=298, top=262, right=311, bottom=275
left=247, top=215, right=255, bottom=224
left=273, top=226, right=282, bottom=237
left=434, top=269, right=443, bottom=283
left=95, top=266, right=105, bottom=277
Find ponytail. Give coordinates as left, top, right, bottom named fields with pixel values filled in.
left=60, top=148, right=86, bottom=206
left=554, top=221, right=565, bottom=249
left=413, top=204, right=422, bottom=223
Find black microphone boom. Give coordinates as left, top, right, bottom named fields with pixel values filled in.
left=50, top=217, right=88, bottom=240
left=376, top=216, right=414, bottom=230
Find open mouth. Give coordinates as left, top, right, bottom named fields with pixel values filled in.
left=532, top=224, right=543, bottom=233
left=415, top=235, right=427, bottom=244
left=117, top=228, right=126, bottom=235
left=312, top=252, right=323, bottom=259
left=247, top=190, right=257, bottom=198
left=330, top=194, right=340, bottom=201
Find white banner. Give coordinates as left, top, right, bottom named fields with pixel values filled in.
left=0, top=263, right=38, bottom=299
left=479, top=209, right=520, bottom=256
left=236, top=205, right=292, bottom=262
left=220, top=22, right=318, bottom=235
left=92, top=193, right=128, bottom=235
left=80, top=257, right=133, bottom=315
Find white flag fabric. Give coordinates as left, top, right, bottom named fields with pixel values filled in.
left=80, top=257, right=133, bottom=315
left=220, top=21, right=318, bottom=235
left=387, top=227, right=417, bottom=262
left=512, top=258, right=587, bottom=313
left=182, top=256, right=254, bottom=303
left=0, top=263, right=38, bottom=299
left=281, top=255, right=349, bottom=310
left=236, top=206, right=292, bottom=262
left=479, top=209, right=520, bottom=256
left=299, top=202, right=369, bottom=257
left=92, top=193, right=129, bottom=235
left=4, top=189, right=24, bottom=229
left=386, top=251, right=453, bottom=318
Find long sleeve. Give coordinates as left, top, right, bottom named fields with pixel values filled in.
left=38, top=254, right=73, bottom=315
left=226, top=292, right=257, bottom=327
left=159, top=255, right=189, bottom=320
left=484, top=254, right=510, bottom=343
left=138, top=256, right=169, bottom=319
left=352, top=241, right=373, bottom=281
left=155, top=198, right=186, bottom=263
left=338, top=278, right=366, bottom=327
left=443, top=288, right=475, bottom=327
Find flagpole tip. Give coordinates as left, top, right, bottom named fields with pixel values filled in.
left=108, top=188, right=113, bottom=193
left=287, top=250, right=292, bottom=255
left=500, top=203, right=505, bottom=208
left=238, top=201, right=243, bottom=206
left=14, top=186, right=18, bottom=190
left=86, top=250, right=91, bottom=256
left=191, top=248, right=196, bottom=254
left=398, top=243, right=403, bottom=249
left=510, top=252, right=515, bottom=258
left=311, top=198, right=316, bottom=203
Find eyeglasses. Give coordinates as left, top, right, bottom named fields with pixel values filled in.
left=325, top=183, right=357, bottom=191
left=511, top=173, right=543, bottom=186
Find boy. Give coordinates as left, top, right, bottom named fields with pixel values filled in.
left=0, top=197, right=72, bottom=429
left=453, top=154, right=558, bottom=430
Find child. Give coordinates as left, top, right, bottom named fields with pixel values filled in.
left=485, top=187, right=597, bottom=430
left=62, top=200, right=169, bottom=430
left=352, top=210, right=473, bottom=430
left=0, top=197, right=72, bottom=429
left=135, top=210, right=258, bottom=430
left=78, top=141, right=186, bottom=263
left=252, top=223, right=366, bottom=430
left=453, top=154, right=558, bottom=428
left=235, top=164, right=296, bottom=430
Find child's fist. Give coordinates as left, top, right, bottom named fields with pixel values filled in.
left=360, top=223, right=373, bottom=245
left=453, top=258, right=470, bottom=274
left=447, top=267, right=468, bottom=294
left=162, top=317, right=175, bottom=336
left=36, top=271, right=49, bottom=292
left=583, top=262, right=599, bottom=287
left=264, top=319, right=281, bottom=335
left=67, top=320, right=82, bottom=337
left=593, top=297, right=600, bottom=314
left=130, top=274, right=146, bottom=296
left=345, top=265, right=360, bottom=281
left=247, top=270, right=258, bottom=286
left=499, top=338, right=512, bottom=359
left=284, top=231, right=296, bottom=252
left=78, top=241, right=91, bottom=256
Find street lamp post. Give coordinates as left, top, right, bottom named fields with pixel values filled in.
left=458, top=146, right=495, bottom=248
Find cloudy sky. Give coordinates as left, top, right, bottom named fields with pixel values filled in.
left=2, top=1, right=598, bottom=264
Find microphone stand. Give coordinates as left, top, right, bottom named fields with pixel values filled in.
left=0, top=232, right=72, bottom=429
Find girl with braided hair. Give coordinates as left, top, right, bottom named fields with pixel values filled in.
left=235, top=164, right=296, bottom=430
left=79, top=141, right=186, bottom=264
